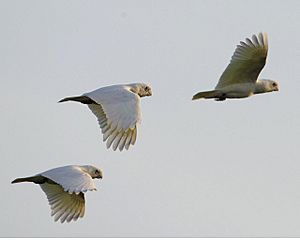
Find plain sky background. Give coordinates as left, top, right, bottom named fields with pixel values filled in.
left=1, top=0, right=300, bottom=237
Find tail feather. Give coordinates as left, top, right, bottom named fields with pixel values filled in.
left=192, top=90, right=220, bottom=100
left=58, top=96, right=96, bottom=104
left=11, top=175, right=46, bottom=184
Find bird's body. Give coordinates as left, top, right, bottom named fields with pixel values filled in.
left=192, top=33, right=279, bottom=101
left=59, top=83, right=152, bottom=151
left=12, top=165, right=102, bottom=223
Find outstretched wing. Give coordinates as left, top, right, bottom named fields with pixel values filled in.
left=40, top=182, right=85, bottom=223
left=215, top=33, right=268, bottom=89
left=85, top=86, right=141, bottom=151
left=41, top=165, right=96, bottom=194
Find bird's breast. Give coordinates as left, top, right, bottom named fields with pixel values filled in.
left=216, top=83, right=255, bottom=98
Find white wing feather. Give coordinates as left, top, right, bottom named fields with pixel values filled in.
left=84, top=85, right=141, bottom=151
left=40, top=183, right=85, bottom=223
left=215, top=32, right=268, bottom=89
left=40, top=165, right=96, bottom=194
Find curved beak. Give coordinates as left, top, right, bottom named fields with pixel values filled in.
left=97, top=171, right=103, bottom=179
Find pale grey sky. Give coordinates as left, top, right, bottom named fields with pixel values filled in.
left=1, top=0, right=300, bottom=237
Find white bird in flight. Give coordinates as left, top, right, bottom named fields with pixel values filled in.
left=192, top=32, right=279, bottom=101
left=11, top=165, right=102, bottom=223
left=59, top=83, right=152, bottom=151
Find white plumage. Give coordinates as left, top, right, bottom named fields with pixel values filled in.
left=11, top=165, right=102, bottom=223
left=59, top=83, right=152, bottom=151
left=192, top=33, right=279, bottom=101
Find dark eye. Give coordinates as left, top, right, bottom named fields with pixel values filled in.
left=145, top=86, right=149, bottom=91
left=95, top=170, right=99, bottom=174
left=272, top=82, right=277, bottom=87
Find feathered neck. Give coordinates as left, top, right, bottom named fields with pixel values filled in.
left=254, top=80, right=269, bottom=94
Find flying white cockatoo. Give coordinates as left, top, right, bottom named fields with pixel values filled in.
left=59, top=83, right=152, bottom=151
left=192, top=33, right=279, bottom=101
left=11, top=165, right=102, bottom=223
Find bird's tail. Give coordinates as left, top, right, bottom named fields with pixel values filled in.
left=11, top=176, right=46, bottom=184
left=192, top=90, right=220, bottom=100
left=58, top=96, right=96, bottom=104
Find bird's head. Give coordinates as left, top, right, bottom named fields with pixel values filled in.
left=80, top=165, right=103, bottom=179
left=261, top=79, right=279, bottom=92
left=129, top=83, right=152, bottom=97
